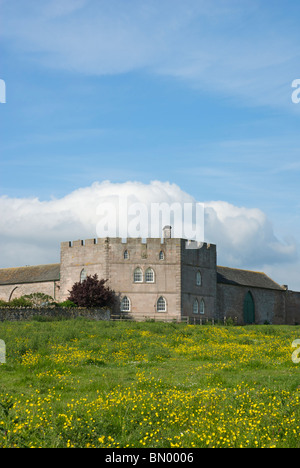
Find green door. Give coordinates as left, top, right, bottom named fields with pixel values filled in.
left=243, top=292, right=255, bottom=324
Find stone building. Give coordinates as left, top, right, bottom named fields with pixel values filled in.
left=0, top=264, right=60, bottom=302
left=0, top=228, right=299, bottom=324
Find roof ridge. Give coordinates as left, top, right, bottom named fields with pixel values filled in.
left=217, top=265, right=284, bottom=290
left=0, top=263, right=60, bottom=271
left=217, top=265, right=266, bottom=275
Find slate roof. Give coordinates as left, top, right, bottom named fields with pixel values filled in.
left=217, top=266, right=284, bottom=291
left=0, top=264, right=60, bottom=285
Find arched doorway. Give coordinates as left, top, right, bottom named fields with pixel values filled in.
left=243, top=291, right=255, bottom=324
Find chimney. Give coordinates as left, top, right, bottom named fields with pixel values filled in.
left=163, top=225, right=172, bottom=239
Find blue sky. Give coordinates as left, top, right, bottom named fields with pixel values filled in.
left=1, top=0, right=300, bottom=289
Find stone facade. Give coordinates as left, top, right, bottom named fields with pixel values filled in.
left=60, top=237, right=216, bottom=321
left=217, top=284, right=286, bottom=325
left=285, top=291, right=300, bottom=325
left=0, top=234, right=299, bottom=325
left=0, top=281, right=60, bottom=303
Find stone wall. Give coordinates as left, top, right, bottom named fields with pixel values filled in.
left=285, top=290, right=300, bottom=325
left=0, top=307, right=110, bottom=322
left=217, top=283, right=286, bottom=325
left=181, top=242, right=217, bottom=319
left=0, top=281, right=60, bottom=303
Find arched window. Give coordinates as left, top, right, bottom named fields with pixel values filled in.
left=157, top=296, right=167, bottom=312
left=121, top=296, right=131, bottom=312
left=145, top=267, right=155, bottom=283
left=124, top=250, right=129, bottom=260
left=159, top=250, right=165, bottom=260
left=196, top=271, right=202, bottom=286
left=200, top=299, right=205, bottom=315
left=80, top=269, right=87, bottom=283
left=134, top=267, right=143, bottom=283
left=193, top=299, right=199, bottom=314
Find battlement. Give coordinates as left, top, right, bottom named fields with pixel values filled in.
left=61, top=237, right=180, bottom=249
left=185, top=240, right=215, bottom=250
left=61, top=237, right=215, bottom=249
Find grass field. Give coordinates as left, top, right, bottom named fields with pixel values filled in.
left=0, top=319, right=299, bottom=448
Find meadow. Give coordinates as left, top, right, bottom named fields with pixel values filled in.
left=0, top=319, right=299, bottom=448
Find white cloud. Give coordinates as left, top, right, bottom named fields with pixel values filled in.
left=0, top=180, right=297, bottom=287
left=204, top=201, right=297, bottom=268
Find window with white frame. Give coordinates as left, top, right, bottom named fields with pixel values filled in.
left=134, top=267, right=143, bottom=283
left=157, top=296, right=167, bottom=312
left=193, top=299, right=199, bottom=314
left=80, top=269, right=87, bottom=283
left=121, top=296, right=131, bottom=312
left=145, top=267, right=155, bottom=283
left=124, top=250, right=129, bottom=260
left=200, top=299, right=205, bottom=315
left=196, top=271, right=202, bottom=286
left=159, top=250, right=164, bottom=260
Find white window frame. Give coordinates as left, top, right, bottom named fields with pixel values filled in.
left=145, top=267, right=155, bottom=283
left=134, top=267, right=143, bottom=283
left=200, top=299, right=205, bottom=315
left=193, top=299, right=199, bottom=314
left=124, top=250, right=129, bottom=260
left=121, top=296, right=131, bottom=312
left=157, top=296, right=167, bottom=312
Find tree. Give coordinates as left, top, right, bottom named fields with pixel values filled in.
left=24, top=293, right=54, bottom=307
left=68, top=274, right=115, bottom=308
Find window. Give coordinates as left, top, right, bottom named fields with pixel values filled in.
left=193, top=299, right=199, bottom=314
left=157, top=296, right=167, bottom=312
left=196, top=271, right=202, bottom=286
left=134, top=267, right=143, bottom=283
left=80, top=269, right=87, bottom=283
left=145, top=267, right=155, bottom=283
left=200, top=299, right=205, bottom=315
left=124, top=250, right=129, bottom=260
left=121, top=296, right=131, bottom=312
left=159, top=251, right=164, bottom=260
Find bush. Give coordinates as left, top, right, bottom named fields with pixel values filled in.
left=24, top=293, right=54, bottom=307
left=9, top=297, right=32, bottom=307
left=68, top=274, right=115, bottom=308
left=224, top=317, right=237, bottom=327
left=58, top=300, right=77, bottom=308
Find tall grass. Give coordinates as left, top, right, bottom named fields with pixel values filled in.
left=0, top=320, right=299, bottom=447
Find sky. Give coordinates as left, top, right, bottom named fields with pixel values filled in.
left=0, top=0, right=300, bottom=289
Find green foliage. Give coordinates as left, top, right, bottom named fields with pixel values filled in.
left=57, top=300, right=77, bottom=308
left=223, top=316, right=237, bottom=326
left=9, top=297, right=32, bottom=307
left=24, top=293, right=54, bottom=307
left=0, top=293, right=57, bottom=308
